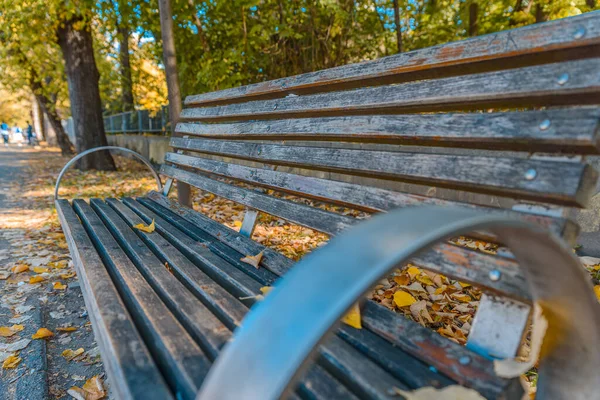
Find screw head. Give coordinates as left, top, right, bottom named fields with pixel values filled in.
left=489, top=269, right=502, bottom=282
left=459, top=356, right=471, bottom=365
left=266, top=125, right=271, bottom=132
left=539, top=119, right=551, bottom=131
left=557, top=73, right=569, bottom=86
left=524, top=169, right=537, bottom=181
left=574, top=26, right=586, bottom=39
left=273, top=104, right=278, bottom=110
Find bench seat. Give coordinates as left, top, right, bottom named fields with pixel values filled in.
left=56, top=195, right=523, bottom=400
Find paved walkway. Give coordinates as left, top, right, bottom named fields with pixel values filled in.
left=0, top=145, right=106, bottom=399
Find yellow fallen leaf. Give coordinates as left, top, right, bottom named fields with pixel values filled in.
left=57, top=326, right=77, bottom=332
left=2, top=355, right=21, bottom=369
left=61, top=272, right=76, bottom=279
left=29, top=275, right=46, bottom=284
left=0, top=326, right=17, bottom=337
left=393, top=290, right=417, bottom=308
left=83, top=375, right=106, bottom=400
left=259, top=286, right=272, bottom=295
left=57, top=242, right=69, bottom=249
left=594, top=285, right=600, bottom=302
left=240, top=250, right=264, bottom=269
left=62, top=347, right=85, bottom=361
left=452, top=294, right=472, bottom=303
left=133, top=219, right=155, bottom=233
left=342, top=303, right=362, bottom=329
left=32, top=327, right=54, bottom=339
left=11, top=324, right=24, bottom=332
left=233, top=220, right=243, bottom=228
left=53, top=282, right=67, bottom=290
left=392, top=385, right=485, bottom=399
left=416, top=274, right=434, bottom=286
left=407, top=266, right=420, bottom=279
left=459, top=282, right=471, bottom=288
left=33, top=267, right=49, bottom=274
left=393, top=274, right=410, bottom=286
left=12, top=264, right=29, bottom=273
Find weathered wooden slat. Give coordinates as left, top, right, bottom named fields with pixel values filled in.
left=181, top=58, right=600, bottom=122
left=167, top=139, right=597, bottom=207
left=318, top=335, right=409, bottom=398
left=96, top=198, right=248, bottom=332
left=164, top=152, right=573, bottom=239
left=184, top=12, right=600, bottom=106
left=72, top=199, right=209, bottom=400
left=145, top=191, right=530, bottom=301
left=337, top=325, right=454, bottom=390
left=143, top=192, right=521, bottom=397
left=124, top=197, right=278, bottom=286
left=176, top=108, right=600, bottom=153
left=55, top=200, right=174, bottom=400
left=361, top=302, right=523, bottom=399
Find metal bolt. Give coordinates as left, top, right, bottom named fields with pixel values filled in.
left=489, top=269, right=502, bottom=282
left=539, top=119, right=551, bottom=131
left=557, top=73, right=569, bottom=86
left=524, top=169, right=537, bottom=181
left=574, top=26, right=586, bottom=39
left=273, top=104, right=278, bottom=110
left=266, top=125, right=271, bottom=132
left=459, top=356, right=471, bottom=365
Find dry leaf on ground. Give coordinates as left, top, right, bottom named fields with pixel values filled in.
left=62, top=348, right=85, bottom=361
left=392, top=385, right=485, bottom=399
left=393, top=290, right=417, bottom=308
left=2, top=355, right=21, bottom=369
left=57, top=326, right=77, bottom=332
left=29, top=275, right=46, bottom=284
left=53, top=282, right=67, bottom=290
left=68, top=375, right=106, bottom=400
left=11, top=264, right=29, bottom=273
left=0, top=324, right=24, bottom=337
left=342, top=303, right=362, bottom=329
left=133, top=219, right=155, bottom=233
left=240, top=250, right=264, bottom=269
left=32, top=327, right=54, bottom=339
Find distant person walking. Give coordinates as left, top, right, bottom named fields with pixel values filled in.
left=26, top=122, right=34, bottom=145
left=1, top=122, right=9, bottom=146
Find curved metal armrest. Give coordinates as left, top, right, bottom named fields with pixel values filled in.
left=198, top=207, right=600, bottom=400
left=54, top=146, right=162, bottom=200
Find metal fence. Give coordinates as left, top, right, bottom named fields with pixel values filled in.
left=65, top=106, right=171, bottom=139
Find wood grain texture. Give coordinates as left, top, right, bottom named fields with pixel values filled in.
left=167, top=140, right=597, bottom=207
left=176, top=108, right=600, bottom=153
left=164, top=152, right=572, bottom=239
left=362, top=302, right=523, bottom=399
left=55, top=200, right=173, bottom=400
left=72, top=199, right=209, bottom=400
left=184, top=12, right=600, bottom=106
left=145, top=192, right=530, bottom=301
left=94, top=198, right=246, bottom=335
left=181, top=58, right=600, bottom=121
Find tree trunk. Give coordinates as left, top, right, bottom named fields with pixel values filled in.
left=118, top=24, right=135, bottom=112
left=36, top=94, right=74, bottom=155
left=56, top=15, right=115, bottom=171
left=469, top=3, right=478, bottom=36
left=586, top=0, right=596, bottom=8
left=31, top=94, right=45, bottom=141
left=535, top=3, right=547, bottom=23
left=158, top=0, right=191, bottom=206
left=393, top=0, right=402, bottom=53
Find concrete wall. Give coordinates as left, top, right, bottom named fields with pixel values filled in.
left=106, top=134, right=170, bottom=164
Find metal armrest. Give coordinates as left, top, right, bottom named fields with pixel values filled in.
left=54, top=146, right=162, bottom=200
left=198, top=207, right=600, bottom=400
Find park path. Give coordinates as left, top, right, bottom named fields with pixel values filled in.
left=0, top=145, right=107, bottom=399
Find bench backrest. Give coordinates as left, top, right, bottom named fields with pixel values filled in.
left=160, top=12, right=600, bottom=360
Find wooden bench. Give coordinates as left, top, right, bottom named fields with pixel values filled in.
left=55, top=12, right=600, bottom=400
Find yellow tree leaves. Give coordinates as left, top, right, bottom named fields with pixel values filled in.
left=53, top=281, right=67, bottom=290
left=32, top=327, right=53, bottom=339
left=11, top=264, right=29, bottom=273
left=62, top=348, right=84, bottom=361
left=240, top=251, right=264, bottom=269
left=133, top=219, right=155, bottom=233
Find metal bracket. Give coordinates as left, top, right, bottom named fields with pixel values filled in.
left=239, top=209, right=260, bottom=238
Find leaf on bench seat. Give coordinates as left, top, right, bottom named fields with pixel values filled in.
left=2, top=355, right=21, bottom=370
left=240, top=250, right=264, bottom=269
left=392, top=385, right=485, bottom=399
left=342, top=303, right=362, bottom=329
left=32, top=327, right=54, bottom=340
left=68, top=375, right=106, bottom=400
left=133, top=219, right=155, bottom=233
